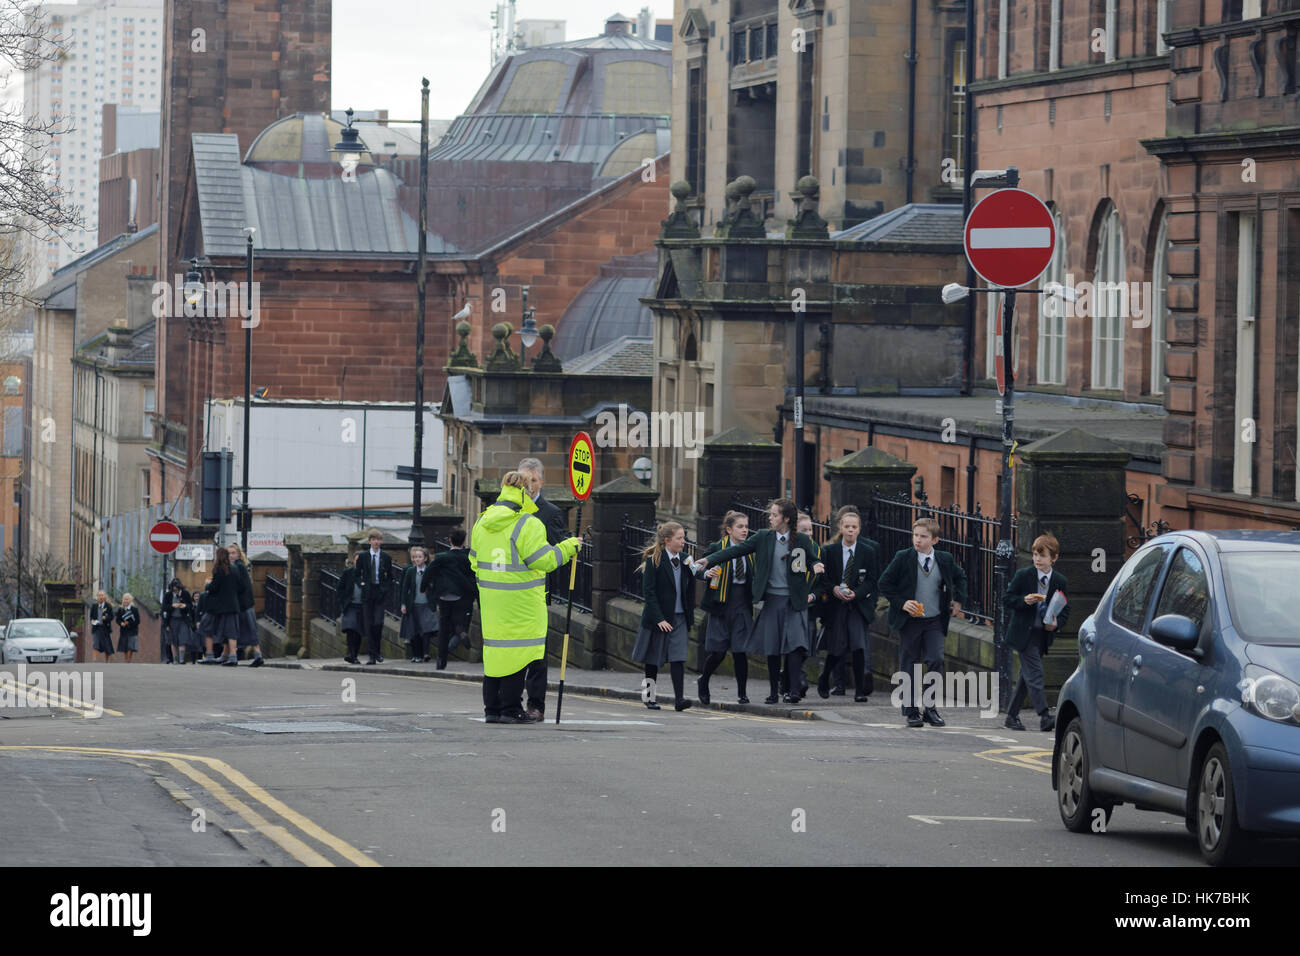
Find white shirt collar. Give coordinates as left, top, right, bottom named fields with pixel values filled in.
left=917, top=550, right=934, bottom=565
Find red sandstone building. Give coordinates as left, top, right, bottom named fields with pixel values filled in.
left=152, top=8, right=673, bottom=513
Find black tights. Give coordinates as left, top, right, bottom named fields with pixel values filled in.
left=644, top=662, right=686, bottom=701
left=345, top=629, right=362, bottom=660
left=700, top=651, right=748, bottom=697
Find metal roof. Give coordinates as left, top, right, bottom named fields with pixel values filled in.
left=428, top=112, right=668, bottom=166
left=833, top=203, right=965, bottom=245
left=562, top=335, right=653, bottom=376
left=192, top=133, right=457, bottom=257
left=30, top=223, right=160, bottom=305
left=552, top=250, right=656, bottom=360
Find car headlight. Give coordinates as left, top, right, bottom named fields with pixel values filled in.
left=1238, top=666, right=1300, bottom=725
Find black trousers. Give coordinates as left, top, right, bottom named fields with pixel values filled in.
left=363, top=599, right=386, bottom=660
left=525, top=657, right=547, bottom=713
left=898, top=616, right=945, bottom=713
left=822, top=649, right=867, bottom=695
left=483, top=666, right=527, bottom=719
left=437, top=598, right=474, bottom=654
left=344, top=630, right=362, bottom=660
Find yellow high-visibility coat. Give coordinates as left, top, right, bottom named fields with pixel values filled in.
left=469, top=484, right=579, bottom=677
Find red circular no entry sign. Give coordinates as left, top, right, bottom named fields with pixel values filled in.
left=964, top=188, right=1056, bottom=289
left=149, top=520, right=182, bottom=555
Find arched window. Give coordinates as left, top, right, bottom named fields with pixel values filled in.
left=1150, top=212, right=1169, bottom=395
left=1038, top=209, right=1067, bottom=385
left=1092, top=204, right=1125, bottom=390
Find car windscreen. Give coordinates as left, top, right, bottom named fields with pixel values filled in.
left=1220, top=552, right=1300, bottom=646
left=6, top=622, right=69, bottom=640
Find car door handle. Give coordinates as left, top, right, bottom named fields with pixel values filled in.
left=1130, top=654, right=1143, bottom=677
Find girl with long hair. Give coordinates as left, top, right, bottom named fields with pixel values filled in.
left=227, top=543, right=264, bottom=666
left=696, top=511, right=757, bottom=704
left=204, top=545, right=243, bottom=666
left=631, top=521, right=694, bottom=711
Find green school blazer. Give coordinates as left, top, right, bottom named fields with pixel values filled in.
left=703, top=529, right=822, bottom=607
left=877, top=547, right=969, bottom=634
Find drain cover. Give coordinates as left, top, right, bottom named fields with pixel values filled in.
left=227, top=720, right=379, bottom=734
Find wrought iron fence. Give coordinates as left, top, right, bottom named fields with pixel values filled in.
left=862, top=487, right=1006, bottom=627
left=727, top=496, right=831, bottom=544
left=552, top=538, right=594, bottom=614
left=318, top=567, right=341, bottom=622
left=264, top=574, right=287, bottom=627
left=1125, top=493, right=1172, bottom=552
left=619, top=517, right=700, bottom=602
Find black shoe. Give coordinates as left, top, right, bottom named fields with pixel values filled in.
left=830, top=685, right=846, bottom=696
left=343, top=656, right=358, bottom=664
left=854, top=694, right=869, bottom=703
left=221, top=658, right=237, bottom=667
left=783, top=693, right=802, bottom=704
left=906, top=709, right=924, bottom=728
left=423, top=656, right=432, bottom=663
left=498, top=712, right=528, bottom=724
left=365, top=659, right=378, bottom=666
left=817, top=670, right=831, bottom=699
left=376, top=656, right=385, bottom=663
left=644, top=700, right=661, bottom=710
left=922, top=707, right=945, bottom=727
left=696, top=677, right=710, bottom=706
left=250, top=656, right=264, bottom=668
left=675, top=699, right=692, bottom=712
left=764, top=694, right=779, bottom=705
left=1040, top=713, right=1056, bottom=732
left=1004, top=715, right=1026, bottom=731
left=737, top=695, right=750, bottom=704
left=436, top=660, right=447, bottom=670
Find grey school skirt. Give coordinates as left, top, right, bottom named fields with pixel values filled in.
left=236, top=607, right=259, bottom=646
left=704, top=597, right=757, bottom=654
left=632, top=612, right=689, bottom=665
left=168, top=618, right=199, bottom=650
left=752, top=595, right=809, bottom=656
left=339, top=603, right=365, bottom=635
left=92, top=628, right=114, bottom=655
left=400, top=602, right=438, bottom=640
left=209, top=612, right=242, bottom=644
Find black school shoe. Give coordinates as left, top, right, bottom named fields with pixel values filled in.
left=674, top=699, right=692, bottom=712
left=696, top=677, right=710, bottom=706
left=905, top=709, right=924, bottom=728
left=1004, top=715, right=1026, bottom=731
left=817, top=670, right=831, bottom=699
left=922, top=707, right=946, bottom=727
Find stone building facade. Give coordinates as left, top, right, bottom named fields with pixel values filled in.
left=672, top=0, right=969, bottom=232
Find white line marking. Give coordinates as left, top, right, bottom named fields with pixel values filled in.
left=969, top=226, right=1051, bottom=249
left=908, top=815, right=1035, bottom=825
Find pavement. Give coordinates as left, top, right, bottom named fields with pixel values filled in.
left=2, top=660, right=1296, bottom=867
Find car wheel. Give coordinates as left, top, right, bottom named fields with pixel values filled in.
left=1197, top=743, right=1253, bottom=866
left=1057, top=717, right=1112, bottom=833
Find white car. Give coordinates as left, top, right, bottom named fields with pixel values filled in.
left=1, top=619, right=78, bottom=664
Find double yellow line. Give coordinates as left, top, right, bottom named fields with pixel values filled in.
left=0, top=746, right=377, bottom=867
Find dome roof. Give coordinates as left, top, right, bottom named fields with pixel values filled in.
left=244, top=113, right=375, bottom=166
left=552, top=249, right=656, bottom=361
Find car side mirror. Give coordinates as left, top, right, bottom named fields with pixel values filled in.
left=1150, top=614, right=1200, bottom=651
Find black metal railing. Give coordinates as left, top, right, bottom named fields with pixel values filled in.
left=727, top=495, right=832, bottom=544
left=264, top=574, right=287, bottom=627
left=1125, top=493, right=1171, bottom=552
left=553, top=538, right=594, bottom=614
left=318, top=567, right=342, bottom=622
left=862, top=487, right=1007, bottom=627
left=619, top=517, right=700, bottom=602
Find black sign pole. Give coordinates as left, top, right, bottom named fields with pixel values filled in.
left=555, top=503, right=582, bottom=726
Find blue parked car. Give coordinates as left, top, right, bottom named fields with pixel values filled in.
left=1053, top=530, right=1300, bottom=865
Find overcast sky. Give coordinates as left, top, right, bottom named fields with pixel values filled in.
left=332, top=0, right=667, bottom=123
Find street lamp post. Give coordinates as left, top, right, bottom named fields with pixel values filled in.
left=240, top=229, right=254, bottom=555
left=519, top=286, right=538, bottom=367
left=410, top=79, right=431, bottom=547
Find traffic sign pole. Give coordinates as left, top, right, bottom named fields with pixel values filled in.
left=556, top=432, right=594, bottom=725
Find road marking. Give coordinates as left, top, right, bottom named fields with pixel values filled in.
left=0, top=677, right=123, bottom=717
left=974, top=747, right=1053, bottom=773
left=909, top=815, right=1035, bottom=825
left=0, top=745, right=376, bottom=866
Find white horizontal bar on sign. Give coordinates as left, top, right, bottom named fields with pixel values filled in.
left=150, top=533, right=182, bottom=542
left=968, top=227, right=1052, bottom=249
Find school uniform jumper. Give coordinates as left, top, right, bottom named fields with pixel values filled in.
left=355, top=548, right=395, bottom=663
left=633, top=550, right=695, bottom=707
left=705, top=528, right=822, bottom=703
left=695, top=537, right=757, bottom=702
left=430, top=548, right=477, bottom=669
left=90, top=601, right=115, bottom=656
left=877, top=547, right=968, bottom=718
left=337, top=565, right=366, bottom=661
left=1003, top=566, right=1071, bottom=721
left=399, top=562, right=438, bottom=660
left=115, top=605, right=140, bottom=654
left=816, top=538, right=880, bottom=700
left=204, top=568, right=244, bottom=645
